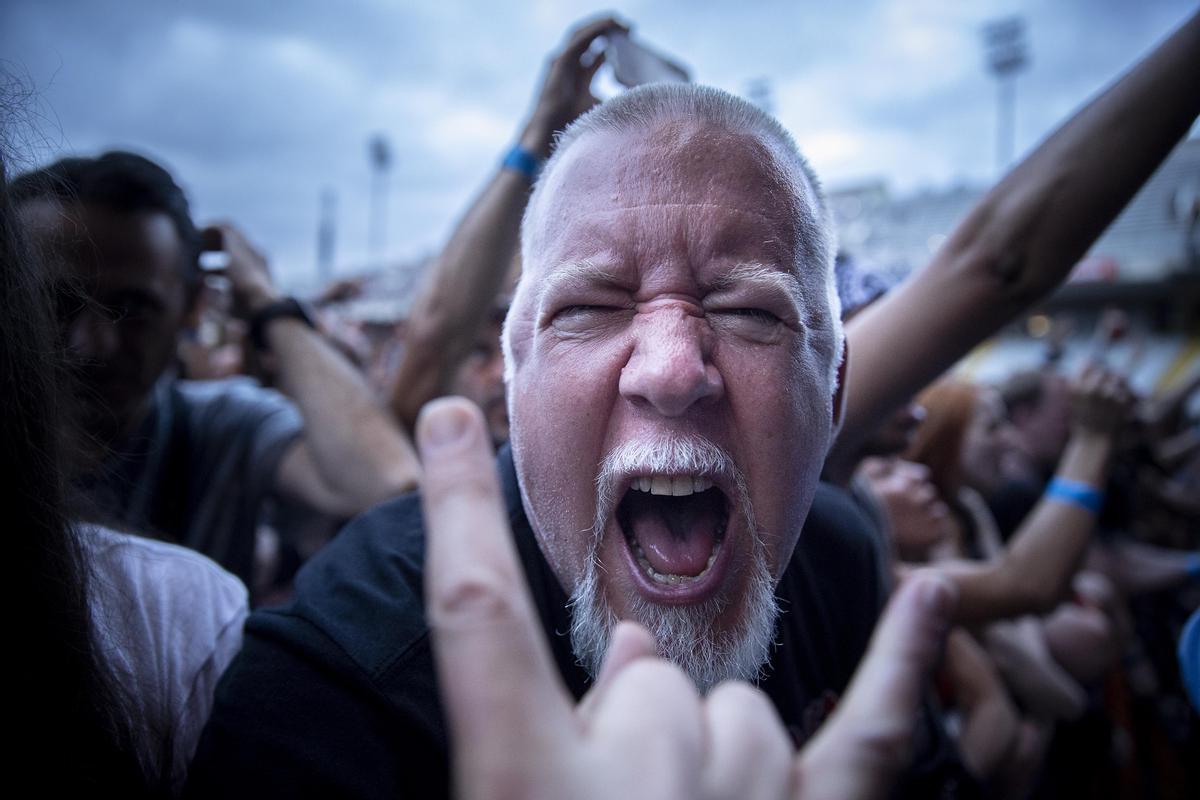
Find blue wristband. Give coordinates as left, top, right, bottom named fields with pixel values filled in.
left=1187, top=554, right=1200, bottom=581
left=1045, top=477, right=1104, bottom=514
left=501, top=145, right=543, bottom=182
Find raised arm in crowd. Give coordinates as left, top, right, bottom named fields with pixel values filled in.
left=837, top=10, right=1200, bottom=622
left=206, top=223, right=420, bottom=517
left=836, top=10, right=1200, bottom=456
left=389, top=17, right=625, bottom=439
left=938, top=366, right=1135, bottom=625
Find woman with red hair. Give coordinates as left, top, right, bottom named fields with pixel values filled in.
left=900, top=371, right=1135, bottom=795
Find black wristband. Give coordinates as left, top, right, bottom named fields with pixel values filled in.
left=248, top=297, right=317, bottom=351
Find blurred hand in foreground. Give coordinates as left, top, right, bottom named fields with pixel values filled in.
left=418, top=397, right=957, bottom=800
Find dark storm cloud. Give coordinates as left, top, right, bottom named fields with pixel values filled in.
left=2, top=0, right=1195, bottom=285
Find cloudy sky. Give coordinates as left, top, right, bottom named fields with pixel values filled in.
left=3, top=0, right=1195, bottom=288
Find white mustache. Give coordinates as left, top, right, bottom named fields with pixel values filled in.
left=572, top=433, right=778, bottom=692
left=593, top=435, right=745, bottom=535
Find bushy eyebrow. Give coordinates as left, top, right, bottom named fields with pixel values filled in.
left=708, top=262, right=805, bottom=312
left=535, top=260, right=627, bottom=318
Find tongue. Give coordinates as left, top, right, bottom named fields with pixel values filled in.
left=624, top=490, right=721, bottom=577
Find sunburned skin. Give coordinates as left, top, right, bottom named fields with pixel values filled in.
left=504, top=119, right=843, bottom=683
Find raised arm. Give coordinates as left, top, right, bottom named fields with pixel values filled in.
left=389, top=17, right=624, bottom=432
left=836, top=10, right=1200, bottom=455
left=205, top=222, right=420, bottom=518
left=942, top=366, right=1134, bottom=625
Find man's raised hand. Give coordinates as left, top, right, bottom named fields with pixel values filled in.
left=417, top=397, right=956, bottom=799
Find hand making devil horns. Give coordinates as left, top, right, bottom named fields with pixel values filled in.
left=417, top=397, right=958, bottom=800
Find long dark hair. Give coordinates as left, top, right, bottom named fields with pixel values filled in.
left=2, top=114, right=155, bottom=794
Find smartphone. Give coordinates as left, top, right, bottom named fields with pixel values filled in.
left=607, top=30, right=690, bottom=87
left=199, top=250, right=232, bottom=272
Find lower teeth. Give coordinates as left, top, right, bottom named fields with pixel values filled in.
left=628, top=536, right=720, bottom=586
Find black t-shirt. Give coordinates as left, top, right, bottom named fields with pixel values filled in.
left=187, top=446, right=970, bottom=798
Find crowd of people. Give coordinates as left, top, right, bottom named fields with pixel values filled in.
left=3, top=11, right=1198, bottom=799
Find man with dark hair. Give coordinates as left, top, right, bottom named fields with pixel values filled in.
left=11, top=152, right=206, bottom=446
left=11, top=150, right=420, bottom=590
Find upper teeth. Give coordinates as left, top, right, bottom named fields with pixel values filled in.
left=631, top=475, right=714, bottom=496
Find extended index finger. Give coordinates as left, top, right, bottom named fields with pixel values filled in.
left=417, top=399, right=575, bottom=775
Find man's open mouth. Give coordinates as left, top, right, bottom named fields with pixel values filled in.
left=615, top=474, right=731, bottom=593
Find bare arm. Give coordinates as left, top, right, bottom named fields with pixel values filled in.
left=205, top=223, right=420, bottom=518
left=835, top=11, right=1200, bottom=455
left=944, top=629, right=1020, bottom=781
left=982, top=618, right=1086, bottom=721
left=388, top=169, right=526, bottom=432
left=389, top=16, right=624, bottom=431
left=943, top=367, right=1133, bottom=625
left=1090, top=538, right=1200, bottom=595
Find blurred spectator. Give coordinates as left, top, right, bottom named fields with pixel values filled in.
left=3, top=116, right=246, bottom=795
left=858, top=457, right=953, bottom=562
left=1001, top=368, right=1074, bottom=480
left=905, top=369, right=1133, bottom=620
left=9, top=153, right=420, bottom=594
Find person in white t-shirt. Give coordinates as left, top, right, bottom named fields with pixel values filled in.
left=3, top=136, right=246, bottom=796
left=86, top=526, right=247, bottom=793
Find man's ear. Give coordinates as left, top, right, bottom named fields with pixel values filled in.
left=831, top=338, right=849, bottom=434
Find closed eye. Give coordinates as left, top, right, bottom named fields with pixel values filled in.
left=707, top=306, right=787, bottom=343
left=559, top=304, right=619, bottom=316
left=713, top=308, right=780, bottom=324
left=548, top=304, right=631, bottom=335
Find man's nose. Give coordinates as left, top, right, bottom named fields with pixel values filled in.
left=69, top=307, right=120, bottom=362
left=618, top=307, right=724, bottom=417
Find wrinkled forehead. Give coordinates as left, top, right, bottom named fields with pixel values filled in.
left=526, top=120, right=815, bottom=275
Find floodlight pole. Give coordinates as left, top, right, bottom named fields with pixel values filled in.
left=368, top=134, right=392, bottom=271
left=317, top=188, right=337, bottom=285
left=982, top=17, right=1029, bottom=173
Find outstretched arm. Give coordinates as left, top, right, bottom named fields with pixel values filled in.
left=942, top=367, right=1134, bottom=625
left=205, top=223, right=420, bottom=518
left=983, top=618, right=1087, bottom=721
left=836, top=11, right=1200, bottom=455
left=1090, top=538, right=1200, bottom=595
left=389, top=16, right=624, bottom=432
